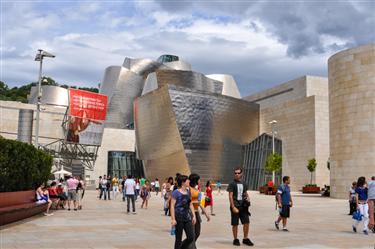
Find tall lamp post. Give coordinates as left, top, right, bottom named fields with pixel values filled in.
left=34, top=49, right=55, bottom=148
left=269, top=120, right=278, bottom=182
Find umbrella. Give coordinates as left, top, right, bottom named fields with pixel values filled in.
left=53, top=165, right=72, bottom=179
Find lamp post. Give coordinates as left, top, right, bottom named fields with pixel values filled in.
left=34, top=49, right=55, bottom=148
left=269, top=120, right=278, bottom=182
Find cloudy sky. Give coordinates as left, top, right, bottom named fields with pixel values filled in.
left=1, top=1, right=374, bottom=96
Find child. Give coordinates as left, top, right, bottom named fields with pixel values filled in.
left=349, top=181, right=357, bottom=215
left=275, top=176, right=293, bottom=231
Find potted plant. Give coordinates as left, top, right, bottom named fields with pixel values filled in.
left=302, top=158, right=320, bottom=193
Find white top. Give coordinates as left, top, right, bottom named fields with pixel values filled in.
left=125, top=178, right=136, bottom=195
left=155, top=181, right=160, bottom=188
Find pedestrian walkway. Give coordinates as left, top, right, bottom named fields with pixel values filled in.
left=0, top=191, right=373, bottom=248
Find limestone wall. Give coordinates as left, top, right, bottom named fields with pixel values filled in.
left=328, top=44, right=375, bottom=198
left=244, top=76, right=330, bottom=191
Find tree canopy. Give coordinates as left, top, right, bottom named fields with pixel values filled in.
left=0, top=78, right=99, bottom=103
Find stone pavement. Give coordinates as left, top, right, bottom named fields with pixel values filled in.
left=0, top=190, right=374, bottom=249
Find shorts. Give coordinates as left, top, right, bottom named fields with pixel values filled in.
left=279, top=205, right=290, bottom=218
left=68, top=190, right=77, bottom=201
left=230, top=207, right=250, bottom=226
left=36, top=199, right=48, bottom=204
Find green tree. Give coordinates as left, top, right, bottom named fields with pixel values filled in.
left=265, top=153, right=282, bottom=182
left=0, top=136, right=53, bottom=192
left=307, top=158, right=317, bottom=185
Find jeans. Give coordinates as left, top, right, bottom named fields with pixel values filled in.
left=126, top=195, right=135, bottom=212
left=135, top=189, right=140, bottom=200
left=106, top=188, right=111, bottom=200
left=174, top=219, right=195, bottom=249
left=100, top=187, right=107, bottom=200
left=354, top=203, right=369, bottom=231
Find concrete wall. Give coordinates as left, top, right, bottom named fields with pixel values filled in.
left=90, top=128, right=136, bottom=181
left=328, top=44, right=375, bottom=198
left=244, top=76, right=330, bottom=191
left=0, top=100, right=65, bottom=144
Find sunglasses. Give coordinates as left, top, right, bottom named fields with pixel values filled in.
left=234, top=172, right=242, bottom=175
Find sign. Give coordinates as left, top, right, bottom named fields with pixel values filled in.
left=69, top=89, right=107, bottom=121
left=66, top=89, right=108, bottom=145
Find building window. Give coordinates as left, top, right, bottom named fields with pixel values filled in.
left=107, top=151, right=144, bottom=179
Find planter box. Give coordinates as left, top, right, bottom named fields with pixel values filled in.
left=302, top=186, right=320, bottom=194
left=259, top=186, right=277, bottom=195
left=0, top=190, right=47, bottom=226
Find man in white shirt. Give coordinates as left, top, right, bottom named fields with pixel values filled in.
left=125, top=175, right=136, bottom=214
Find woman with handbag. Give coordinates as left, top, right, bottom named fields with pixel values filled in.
left=204, top=180, right=215, bottom=216
left=352, top=176, right=369, bottom=235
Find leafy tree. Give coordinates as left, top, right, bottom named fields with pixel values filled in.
left=265, top=153, right=282, bottom=182
left=307, top=158, right=317, bottom=185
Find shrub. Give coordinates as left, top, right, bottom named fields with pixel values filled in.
left=0, top=136, right=52, bottom=192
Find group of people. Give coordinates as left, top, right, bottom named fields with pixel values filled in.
left=35, top=175, right=85, bottom=216
left=349, top=176, right=375, bottom=235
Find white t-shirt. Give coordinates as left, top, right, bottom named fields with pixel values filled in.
left=125, top=179, right=136, bottom=195
left=155, top=181, right=160, bottom=188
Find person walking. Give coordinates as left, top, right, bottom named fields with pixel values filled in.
left=100, top=175, right=108, bottom=200
left=106, top=175, right=112, bottom=200
left=227, top=167, right=254, bottom=246
left=112, top=175, right=119, bottom=200
left=267, top=180, right=274, bottom=195
left=125, top=175, right=136, bottom=214
left=76, top=176, right=85, bottom=210
left=368, top=176, right=375, bottom=232
left=204, top=180, right=215, bottom=216
left=141, top=181, right=150, bottom=209
left=121, top=176, right=127, bottom=201
left=275, top=176, right=293, bottom=232
left=189, top=173, right=210, bottom=249
left=171, top=175, right=196, bottom=249
left=66, top=176, right=79, bottom=211
left=155, top=178, right=160, bottom=196
left=352, top=176, right=369, bottom=235
left=135, top=178, right=140, bottom=201
left=349, top=181, right=357, bottom=215
left=216, top=180, right=222, bottom=195
left=98, top=176, right=102, bottom=199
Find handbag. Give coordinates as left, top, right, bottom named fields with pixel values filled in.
left=352, top=210, right=362, bottom=221
left=205, top=196, right=211, bottom=203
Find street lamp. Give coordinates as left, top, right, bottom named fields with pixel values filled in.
left=34, top=49, right=55, bottom=148
left=269, top=120, right=278, bottom=182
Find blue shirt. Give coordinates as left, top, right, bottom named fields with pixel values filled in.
left=277, top=184, right=291, bottom=205
left=355, top=187, right=368, bottom=201
left=172, top=189, right=191, bottom=221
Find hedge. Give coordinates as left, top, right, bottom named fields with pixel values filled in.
left=0, top=136, right=53, bottom=192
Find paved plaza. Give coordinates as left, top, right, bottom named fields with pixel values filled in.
left=0, top=190, right=374, bottom=249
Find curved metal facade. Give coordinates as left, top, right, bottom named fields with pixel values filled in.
left=101, top=54, right=259, bottom=182
left=135, top=85, right=259, bottom=183
left=28, top=85, right=69, bottom=106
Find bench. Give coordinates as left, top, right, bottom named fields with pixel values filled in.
left=0, top=190, right=47, bottom=226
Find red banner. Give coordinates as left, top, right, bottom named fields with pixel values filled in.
left=68, top=89, right=107, bottom=121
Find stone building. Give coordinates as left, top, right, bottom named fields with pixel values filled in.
left=244, top=76, right=330, bottom=191
left=328, top=44, right=375, bottom=198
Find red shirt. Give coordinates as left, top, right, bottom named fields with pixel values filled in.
left=268, top=181, right=274, bottom=187
left=48, top=187, right=58, bottom=196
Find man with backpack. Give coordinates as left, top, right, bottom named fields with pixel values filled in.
left=227, top=167, right=254, bottom=246
left=275, top=176, right=293, bottom=232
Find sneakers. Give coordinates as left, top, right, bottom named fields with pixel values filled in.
left=132, top=211, right=137, bottom=215
left=282, top=228, right=289, bottom=232
left=274, top=221, right=280, bottom=230
left=352, top=225, right=357, bottom=233
left=242, top=238, right=254, bottom=246
left=363, top=230, right=368, bottom=235
left=44, top=212, right=53, bottom=216
left=233, top=239, right=240, bottom=246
